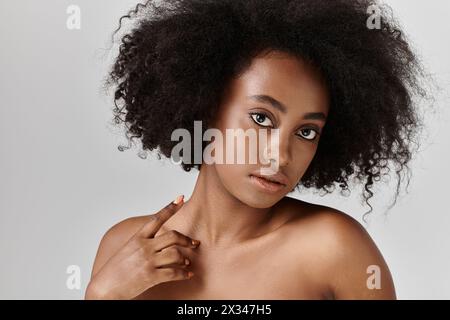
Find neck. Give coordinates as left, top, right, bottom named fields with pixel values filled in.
left=181, top=165, right=275, bottom=248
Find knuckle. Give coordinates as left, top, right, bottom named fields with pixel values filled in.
left=144, top=259, right=155, bottom=273
left=143, top=259, right=155, bottom=271
left=163, top=268, right=177, bottom=279
left=168, top=230, right=180, bottom=238
left=143, top=244, right=154, bottom=257
left=167, top=268, right=185, bottom=280
left=174, top=269, right=186, bottom=279
left=171, top=250, right=184, bottom=263
left=147, top=243, right=155, bottom=254
left=166, top=246, right=180, bottom=258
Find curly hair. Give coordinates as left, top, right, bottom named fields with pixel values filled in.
left=105, top=0, right=428, bottom=221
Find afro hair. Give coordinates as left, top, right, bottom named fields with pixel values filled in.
left=105, top=0, right=429, bottom=221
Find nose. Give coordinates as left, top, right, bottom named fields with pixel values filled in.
left=277, top=133, right=291, bottom=168
left=261, top=129, right=291, bottom=169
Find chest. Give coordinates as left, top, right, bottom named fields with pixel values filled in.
left=135, top=239, right=326, bottom=299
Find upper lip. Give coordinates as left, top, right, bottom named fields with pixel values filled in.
left=250, top=170, right=289, bottom=186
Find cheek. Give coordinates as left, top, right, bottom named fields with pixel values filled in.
left=293, top=145, right=316, bottom=164
left=289, top=145, right=318, bottom=179
left=215, top=116, right=256, bottom=165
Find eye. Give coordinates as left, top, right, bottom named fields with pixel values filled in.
left=296, top=128, right=319, bottom=141
left=249, top=112, right=273, bottom=127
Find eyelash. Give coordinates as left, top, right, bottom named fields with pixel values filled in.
left=249, top=112, right=320, bottom=142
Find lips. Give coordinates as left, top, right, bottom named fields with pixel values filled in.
left=248, top=169, right=290, bottom=194
left=249, top=170, right=289, bottom=186
left=249, top=174, right=286, bottom=193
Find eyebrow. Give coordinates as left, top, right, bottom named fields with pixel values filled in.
left=247, top=94, right=327, bottom=121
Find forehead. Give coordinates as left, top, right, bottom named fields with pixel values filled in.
left=227, top=50, right=329, bottom=114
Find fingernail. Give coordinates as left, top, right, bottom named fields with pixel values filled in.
left=173, top=195, right=184, bottom=205
left=188, top=271, right=194, bottom=278
left=184, top=258, right=190, bottom=265
left=191, top=239, right=200, bottom=246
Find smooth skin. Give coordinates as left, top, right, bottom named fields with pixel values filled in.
left=86, top=50, right=396, bottom=300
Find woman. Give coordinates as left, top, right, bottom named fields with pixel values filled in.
left=86, top=0, right=426, bottom=299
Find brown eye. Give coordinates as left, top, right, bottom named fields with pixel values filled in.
left=250, top=113, right=273, bottom=127
left=297, top=128, right=319, bottom=141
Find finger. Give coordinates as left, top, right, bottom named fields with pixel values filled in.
left=155, top=267, right=194, bottom=283
left=153, top=229, right=200, bottom=252
left=153, top=246, right=191, bottom=268
left=138, top=195, right=184, bottom=238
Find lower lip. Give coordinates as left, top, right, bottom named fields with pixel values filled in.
left=249, top=175, right=286, bottom=193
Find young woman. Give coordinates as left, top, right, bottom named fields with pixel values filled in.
left=85, top=0, right=426, bottom=299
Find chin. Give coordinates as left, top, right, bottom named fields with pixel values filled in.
left=237, top=192, right=286, bottom=209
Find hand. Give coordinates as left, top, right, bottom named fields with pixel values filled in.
left=85, top=195, right=200, bottom=299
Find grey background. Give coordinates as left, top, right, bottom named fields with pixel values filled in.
left=0, top=0, right=449, bottom=299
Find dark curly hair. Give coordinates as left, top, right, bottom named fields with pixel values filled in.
left=104, top=0, right=429, bottom=222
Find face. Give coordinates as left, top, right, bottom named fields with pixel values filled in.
left=208, top=50, right=329, bottom=208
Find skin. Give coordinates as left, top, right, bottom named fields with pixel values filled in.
left=86, top=50, right=396, bottom=300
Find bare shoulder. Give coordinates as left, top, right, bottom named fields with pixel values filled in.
left=89, top=215, right=159, bottom=279
left=278, top=197, right=397, bottom=299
